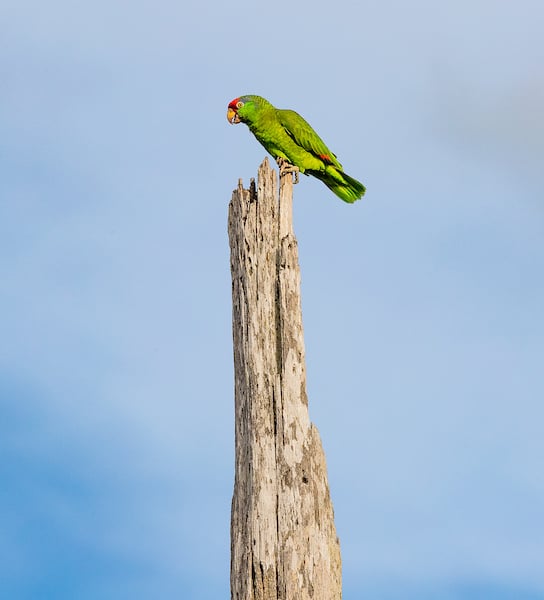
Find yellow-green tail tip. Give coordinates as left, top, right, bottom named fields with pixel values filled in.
left=328, top=172, right=366, bottom=203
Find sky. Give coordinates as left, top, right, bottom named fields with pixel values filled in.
left=1, top=0, right=543, bottom=598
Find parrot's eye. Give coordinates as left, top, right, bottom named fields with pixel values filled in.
left=236, top=101, right=244, bottom=109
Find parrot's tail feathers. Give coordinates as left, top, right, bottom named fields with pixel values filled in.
left=338, top=171, right=366, bottom=203
left=311, top=167, right=366, bottom=203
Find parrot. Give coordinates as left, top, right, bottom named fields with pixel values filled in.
left=227, top=95, right=365, bottom=203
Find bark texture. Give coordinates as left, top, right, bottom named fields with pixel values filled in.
left=228, top=158, right=341, bottom=600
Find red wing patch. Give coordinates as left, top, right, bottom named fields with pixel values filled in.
left=319, top=153, right=332, bottom=162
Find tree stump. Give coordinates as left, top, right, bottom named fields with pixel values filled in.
left=228, top=158, right=342, bottom=600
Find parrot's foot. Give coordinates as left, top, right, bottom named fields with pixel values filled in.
left=276, top=157, right=299, bottom=184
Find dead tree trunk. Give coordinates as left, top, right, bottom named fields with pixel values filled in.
left=228, top=158, right=342, bottom=600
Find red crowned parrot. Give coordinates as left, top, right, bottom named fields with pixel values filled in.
left=227, top=95, right=365, bottom=203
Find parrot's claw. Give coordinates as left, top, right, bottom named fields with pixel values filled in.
left=276, top=157, right=299, bottom=184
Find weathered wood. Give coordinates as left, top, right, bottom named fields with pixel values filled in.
left=228, top=158, right=341, bottom=600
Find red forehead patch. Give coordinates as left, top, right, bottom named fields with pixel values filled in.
left=228, top=97, right=241, bottom=109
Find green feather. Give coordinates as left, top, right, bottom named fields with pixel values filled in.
left=232, top=95, right=366, bottom=203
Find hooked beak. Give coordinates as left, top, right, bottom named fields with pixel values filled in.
left=227, top=107, right=241, bottom=124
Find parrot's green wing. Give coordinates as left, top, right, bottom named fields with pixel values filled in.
left=276, top=109, right=342, bottom=169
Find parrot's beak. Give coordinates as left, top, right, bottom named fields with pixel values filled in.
left=227, top=107, right=241, bottom=124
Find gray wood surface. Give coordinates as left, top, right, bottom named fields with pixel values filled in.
left=228, top=159, right=341, bottom=599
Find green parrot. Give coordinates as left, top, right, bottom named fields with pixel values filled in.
left=227, top=95, right=365, bottom=203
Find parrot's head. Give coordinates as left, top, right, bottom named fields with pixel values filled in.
left=227, top=97, right=246, bottom=124
left=227, top=95, right=262, bottom=125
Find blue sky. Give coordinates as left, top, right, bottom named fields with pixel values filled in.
left=1, top=0, right=543, bottom=598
